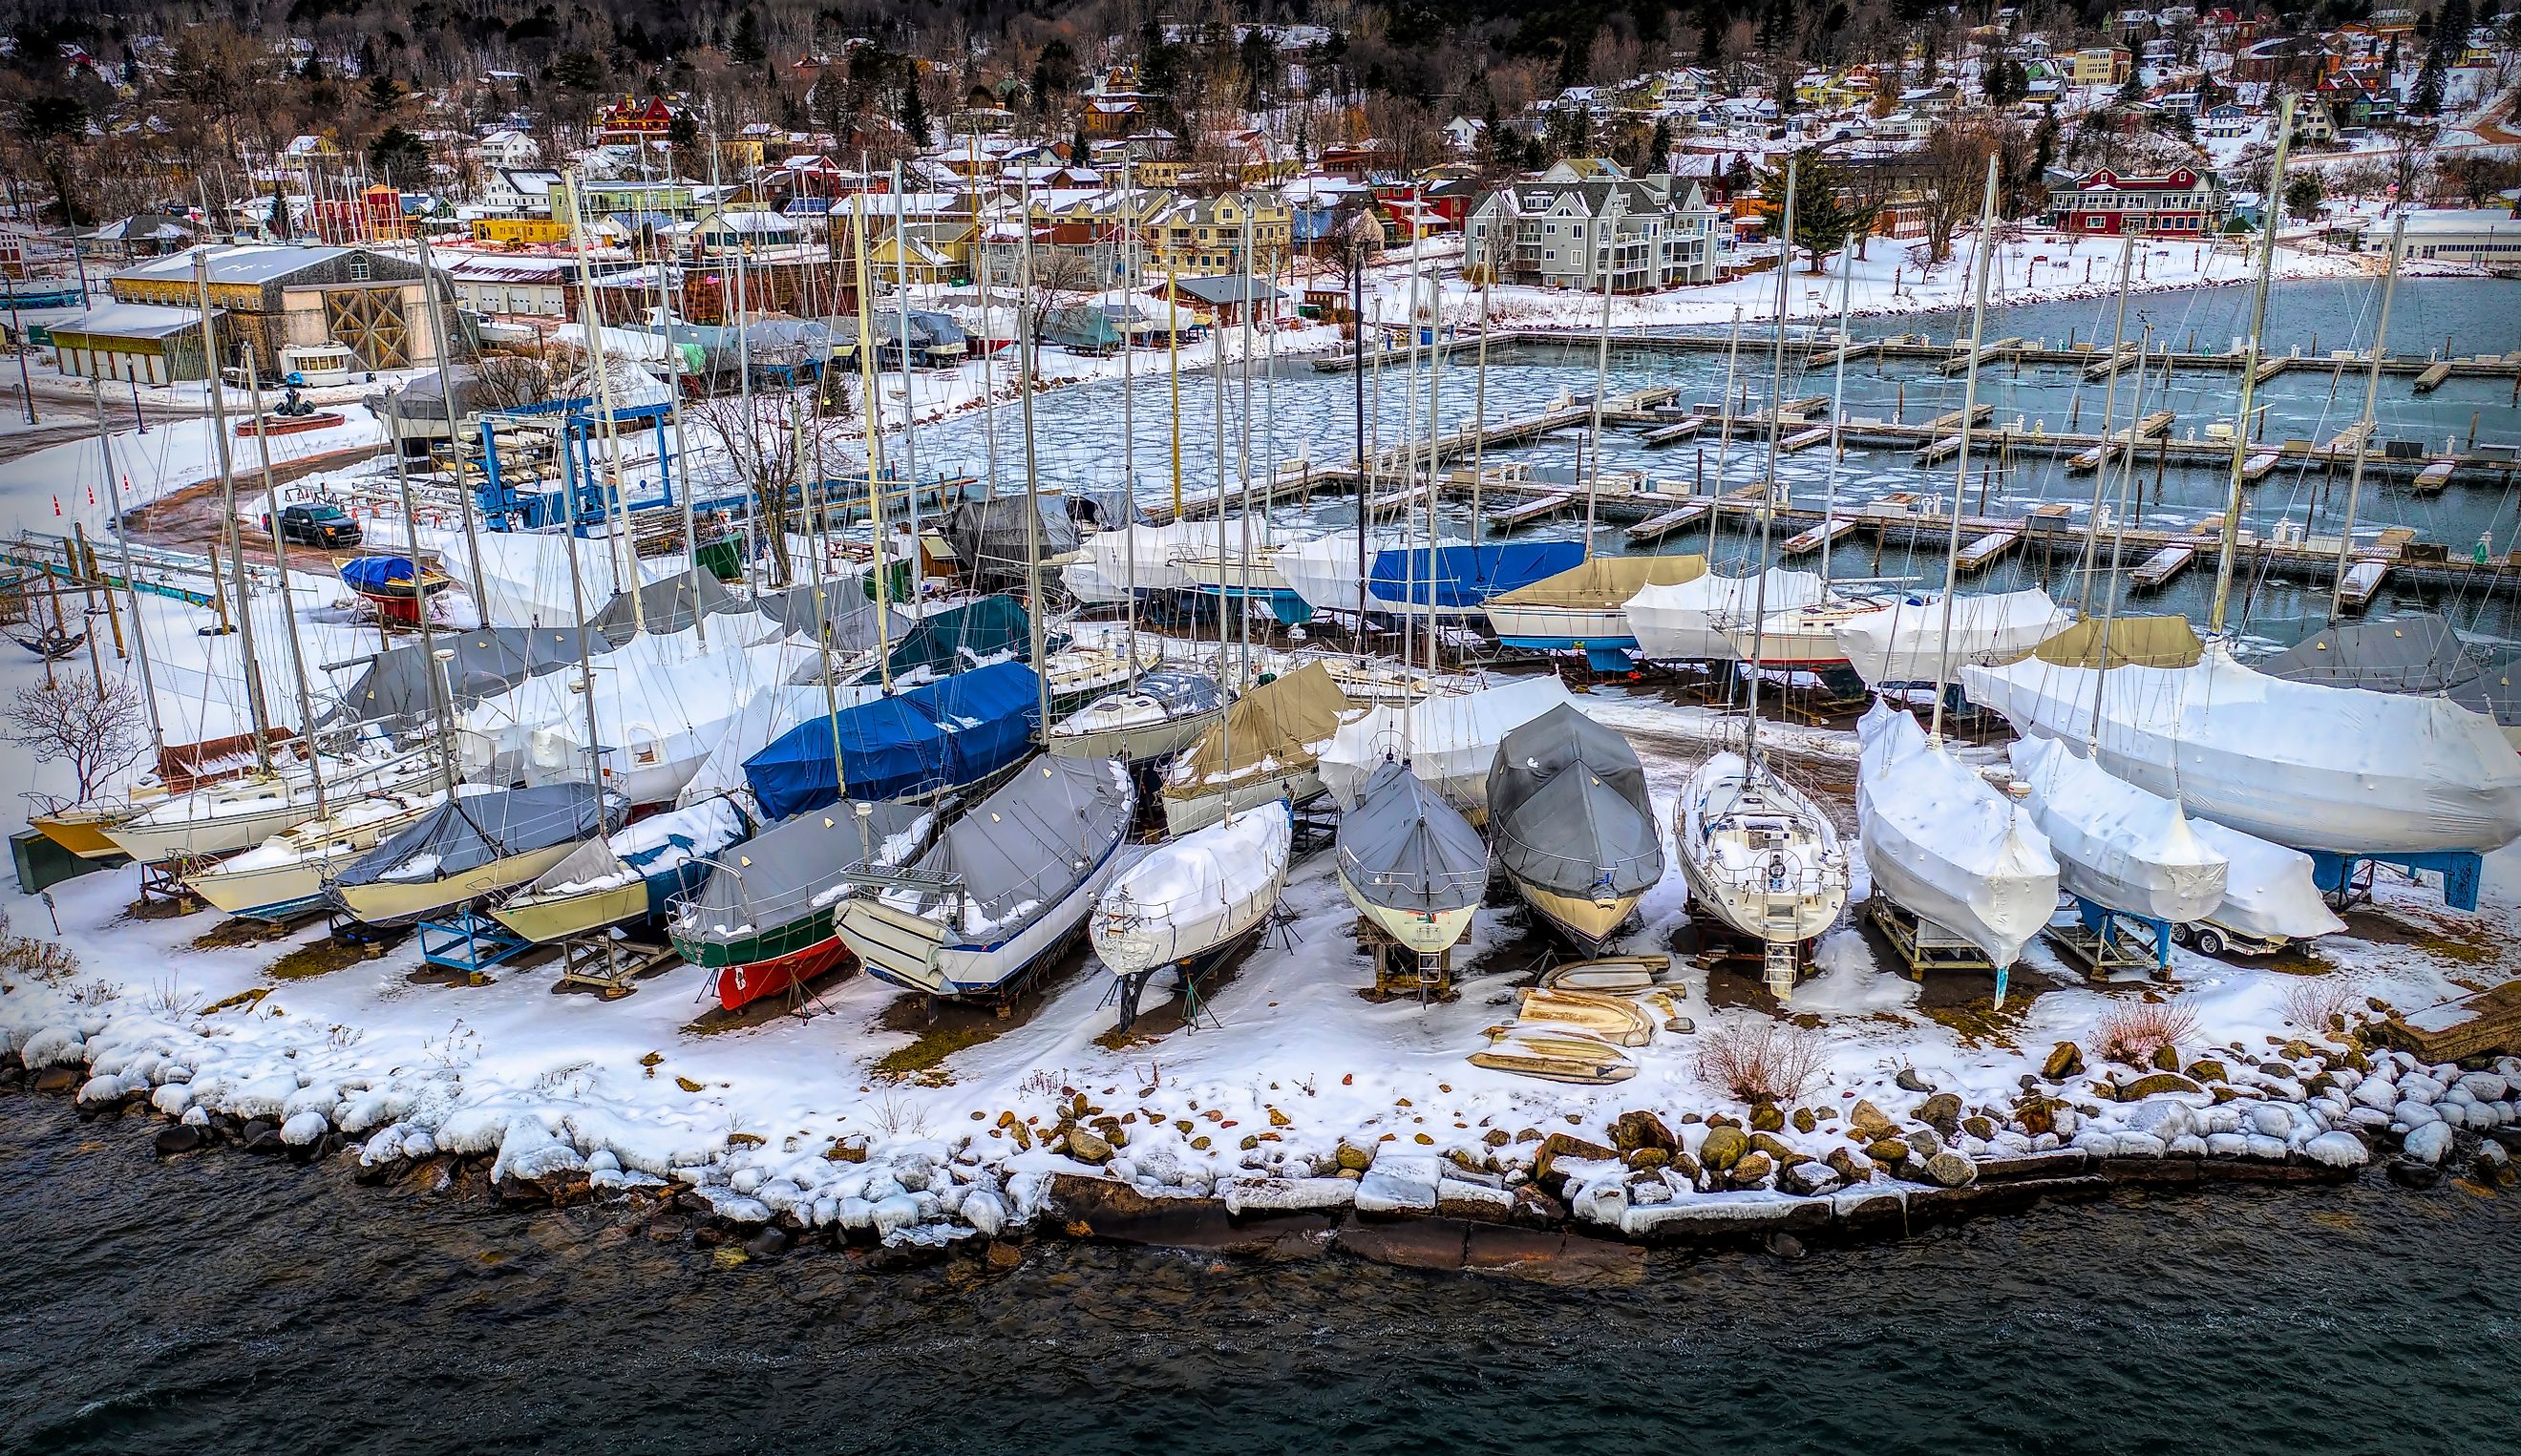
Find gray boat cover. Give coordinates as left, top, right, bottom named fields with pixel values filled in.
left=332, top=783, right=608, bottom=888
left=1488, top=704, right=1663, bottom=900
left=757, top=583, right=909, bottom=655
left=592, top=568, right=746, bottom=647
left=671, top=799, right=934, bottom=950
left=944, top=497, right=1080, bottom=592
left=2259, top=613, right=2521, bottom=727
left=1126, top=669, right=1226, bottom=715
left=894, top=756, right=1133, bottom=940
left=1336, top=759, right=1489, bottom=916
left=330, top=626, right=590, bottom=728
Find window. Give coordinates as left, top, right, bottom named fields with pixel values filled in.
left=348, top=257, right=370, bottom=281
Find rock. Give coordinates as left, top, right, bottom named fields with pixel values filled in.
left=1609, top=1109, right=1678, bottom=1155
left=2300, top=1130, right=2369, bottom=1169
left=244, top=1128, right=284, bottom=1155
left=1864, top=1137, right=1912, bottom=1167
left=743, top=1228, right=790, bottom=1258
left=1065, top=1128, right=1114, bottom=1164
left=2403, top=1120, right=2453, bottom=1166
left=1334, top=1141, right=1374, bottom=1171
left=1698, top=1126, right=1749, bottom=1171
left=2397, top=1073, right=2447, bottom=1106
left=280, top=1110, right=329, bottom=1147
left=1623, top=1147, right=1671, bottom=1170
left=2385, top=1158, right=2441, bottom=1190
left=1357, top=1154, right=1444, bottom=1216
left=2118, top=1072, right=2203, bottom=1099
left=984, top=1241, right=1026, bottom=1273
left=2150, top=1045, right=2184, bottom=1072
left=1728, top=1151, right=1774, bottom=1187
left=1906, top=1126, right=1946, bottom=1158
left=1748, top=1103, right=1785, bottom=1133
left=1666, top=1150, right=1703, bottom=1188
left=1923, top=1151, right=1979, bottom=1188
left=31, top=1067, right=77, bottom=1094
left=1790, top=1108, right=1817, bottom=1134
left=2043, top=1042, right=2085, bottom=1080
left=153, top=1124, right=203, bottom=1157
left=1534, top=1132, right=1620, bottom=1189
left=1764, top=1231, right=1807, bottom=1259
left=1777, top=1160, right=1840, bottom=1197
left=2398, top=1100, right=2443, bottom=1129
left=1748, top=1131, right=1797, bottom=1165
left=2473, top=1144, right=2512, bottom=1185
left=1825, top=1147, right=1874, bottom=1184
left=2457, top=1071, right=2510, bottom=1103
left=1849, top=1099, right=1896, bottom=1136
left=2350, top=1076, right=2399, bottom=1113
left=1571, top=1180, right=1629, bottom=1227
left=1895, top=1066, right=1936, bottom=1094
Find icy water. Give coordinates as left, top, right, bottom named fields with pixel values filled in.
left=5, top=1096, right=2516, bottom=1455
left=937, top=277, right=2521, bottom=644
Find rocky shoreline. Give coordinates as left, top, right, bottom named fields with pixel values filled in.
left=12, top=1017, right=2516, bottom=1282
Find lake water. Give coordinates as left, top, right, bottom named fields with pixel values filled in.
left=920, top=277, right=2521, bottom=644
left=5, top=1095, right=2516, bottom=1455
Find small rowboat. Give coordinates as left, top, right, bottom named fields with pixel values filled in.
left=340, top=556, right=451, bottom=627
left=1469, top=1029, right=1638, bottom=1085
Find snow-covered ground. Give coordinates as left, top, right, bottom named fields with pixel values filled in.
left=6, top=686, right=2512, bottom=1249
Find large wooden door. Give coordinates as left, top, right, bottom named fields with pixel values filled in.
left=324, top=286, right=413, bottom=369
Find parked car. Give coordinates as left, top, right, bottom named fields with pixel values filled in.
left=266, top=501, right=362, bottom=548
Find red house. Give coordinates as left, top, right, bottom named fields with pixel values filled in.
left=2048, top=165, right=2230, bottom=237
left=596, top=96, right=676, bottom=144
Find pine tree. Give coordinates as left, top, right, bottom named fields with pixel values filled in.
left=1646, top=116, right=1673, bottom=174
left=1769, top=150, right=1875, bottom=273
left=731, top=11, right=766, bottom=70
left=900, top=78, right=929, bottom=146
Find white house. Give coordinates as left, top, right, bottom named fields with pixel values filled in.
left=476, top=129, right=540, bottom=169
left=480, top=168, right=563, bottom=217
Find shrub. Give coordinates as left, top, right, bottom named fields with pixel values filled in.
left=1693, top=1019, right=1826, bottom=1105
left=2277, top=979, right=2356, bottom=1038
left=2094, top=1001, right=2202, bottom=1066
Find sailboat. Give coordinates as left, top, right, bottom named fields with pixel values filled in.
left=2181, top=818, right=2346, bottom=953
left=1335, top=757, right=1489, bottom=956
left=1093, top=799, right=1293, bottom=981
left=837, top=755, right=1136, bottom=999
left=1834, top=586, right=2069, bottom=687
left=2007, top=735, right=2226, bottom=926
left=1674, top=162, right=1851, bottom=1001
left=1852, top=155, right=2059, bottom=977
left=1488, top=703, right=1664, bottom=952
left=1626, top=567, right=1826, bottom=663
left=184, top=786, right=450, bottom=921
left=1048, top=667, right=1225, bottom=763
left=490, top=795, right=751, bottom=944
left=1318, top=674, right=1574, bottom=822
left=1158, top=660, right=1355, bottom=834
left=667, top=798, right=937, bottom=1011
left=1482, top=554, right=1708, bottom=670
left=324, top=782, right=615, bottom=928
left=105, top=745, right=449, bottom=864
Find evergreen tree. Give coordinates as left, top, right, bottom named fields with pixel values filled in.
left=365, top=70, right=400, bottom=111
left=1646, top=116, right=1673, bottom=173
left=731, top=11, right=766, bottom=70
left=1769, top=149, right=1875, bottom=272
left=900, top=77, right=929, bottom=146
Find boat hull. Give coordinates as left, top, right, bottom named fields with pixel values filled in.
left=1675, top=756, right=1848, bottom=945
left=842, top=833, right=1126, bottom=997
left=1048, top=707, right=1221, bottom=764
left=1513, top=881, right=1642, bottom=955
left=186, top=800, right=444, bottom=921
left=1161, top=770, right=1319, bottom=836
left=31, top=809, right=132, bottom=860
left=106, top=753, right=449, bottom=864
left=708, top=933, right=854, bottom=1011
left=1338, top=868, right=1478, bottom=955
left=1485, top=604, right=1640, bottom=650
left=490, top=880, right=651, bottom=944
left=326, top=840, right=585, bottom=928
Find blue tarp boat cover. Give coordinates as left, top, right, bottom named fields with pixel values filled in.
left=1366, top=542, right=1585, bottom=609
left=339, top=556, right=419, bottom=592
left=744, top=660, right=1042, bottom=818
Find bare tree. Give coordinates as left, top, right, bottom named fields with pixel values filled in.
left=10, top=676, right=148, bottom=807
left=1917, top=118, right=2007, bottom=265
left=683, top=383, right=858, bottom=589
left=472, top=353, right=554, bottom=411
left=2386, top=123, right=2439, bottom=207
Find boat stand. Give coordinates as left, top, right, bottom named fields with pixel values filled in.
left=417, top=910, right=531, bottom=983
left=1357, top=918, right=1454, bottom=1003
left=2307, top=850, right=2483, bottom=913
left=2044, top=897, right=2172, bottom=981
left=134, top=856, right=207, bottom=917
left=556, top=933, right=677, bottom=1000
left=1866, top=895, right=2007, bottom=1005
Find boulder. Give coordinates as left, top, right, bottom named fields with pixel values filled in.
left=1533, top=1132, right=1620, bottom=1189
left=153, top=1124, right=203, bottom=1157
left=1896, top=1066, right=1936, bottom=1094
left=1728, top=1151, right=1774, bottom=1187
left=1777, top=1159, right=1840, bottom=1197
left=1748, top=1103, right=1785, bottom=1133
left=2150, top=1045, right=2184, bottom=1072
left=1790, top=1108, right=1818, bottom=1135
left=1334, top=1141, right=1375, bottom=1171
left=2118, top=1072, right=2203, bottom=1099
left=1698, top=1126, right=1749, bottom=1171
left=1748, top=1131, right=1797, bottom=1165
left=1922, top=1151, right=1979, bottom=1188
left=2403, top=1120, right=2453, bottom=1166
left=1065, top=1128, right=1114, bottom=1164
left=1864, top=1137, right=1912, bottom=1167
left=1825, top=1147, right=1874, bottom=1184
left=1849, top=1099, right=1896, bottom=1137
left=1609, top=1109, right=1678, bottom=1155
left=2043, top=1042, right=2085, bottom=1080
left=1961, top=1115, right=1996, bottom=1142
left=2385, top=1158, right=2440, bottom=1190
left=2185, top=1059, right=2230, bottom=1085
left=2350, top=1076, right=2399, bottom=1113
left=1916, top=1092, right=1964, bottom=1135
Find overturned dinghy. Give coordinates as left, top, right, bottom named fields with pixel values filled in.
left=1049, top=668, right=1226, bottom=765
left=837, top=757, right=1136, bottom=1001
left=1626, top=568, right=1826, bottom=663
left=1469, top=1029, right=1638, bottom=1085
left=491, top=795, right=751, bottom=945
left=1159, top=662, right=1355, bottom=834
left=2007, top=735, right=2225, bottom=926
left=1335, top=759, right=1490, bottom=957
left=325, top=783, right=613, bottom=929
left=1489, top=705, right=1664, bottom=953
left=1835, top=588, right=2070, bottom=687
left=1318, top=675, right=1576, bottom=821
left=1093, top=801, right=1292, bottom=983
left=667, top=800, right=936, bottom=1012
left=1854, top=701, right=2058, bottom=968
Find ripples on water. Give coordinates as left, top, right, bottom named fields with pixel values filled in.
left=4, top=1098, right=2516, bottom=1455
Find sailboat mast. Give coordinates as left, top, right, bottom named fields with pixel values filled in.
left=562, top=174, right=640, bottom=623
left=1583, top=215, right=1614, bottom=553
left=2074, top=233, right=2139, bottom=612
left=1744, top=158, right=1796, bottom=756
left=1818, top=242, right=1854, bottom=589
left=893, top=162, right=922, bottom=596
left=1421, top=204, right=1443, bottom=678
left=2207, top=94, right=2295, bottom=638
left=1471, top=268, right=1491, bottom=543
left=547, top=426, right=606, bottom=787
left=851, top=194, right=894, bottom=693
left=1712, top=306, right=1743, bottom=559
left=1400, top=226, right=1424, bottom=673
left=1351, top=243, right=1366, bottom=630
left=193, top=251, right=275, bottom=772
left=2329, top=213, right=2404, bottom=625
left=1016, top=180, right=1050, bottom=741
left=1925, top=155, right=2002, bottom=747
left=974, top=140, right=1001, bottom=499
left=387, top=416, right=462, bottom=779
left=2088, top=337, right=2151, bottom=749
left=1236, top=210, right=1257, bottom=689
left=411, top=222, right=489, bottom=601
left=1121, top=159, right=1139, bottom=669
left=89, top=380, right=163, bottom=763
left=635, top=142, right=704, bottom=645
left=244, top=356, right=325, bottom=816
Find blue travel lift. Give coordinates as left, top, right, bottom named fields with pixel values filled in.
left=2305, top=850, right=2484, bottom=914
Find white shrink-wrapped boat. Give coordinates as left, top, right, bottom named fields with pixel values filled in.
left=1060, top=521, right=1207, bottom=602
left=1318, top=676, right=1575, bottom=821
left=1275, top=531, right=1406, bottom=620
left=1960, top=640, right=2521, bottom=857
left=1835, top=588, right=2071, bottom=686
left=1854, top=701, right=2059, bottom=967
left=1626, top=568, right=1825, bottom=663
left=1092, top=802, right=1292, bottom=979
left=2183, top=819, right=2346, bottom=951
left=2007, top=735, right=2226, bottom=925
left=1049, top=669, right=1226, bottom=764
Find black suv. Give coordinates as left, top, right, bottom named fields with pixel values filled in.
left=269, top=501, right=362, bottom=548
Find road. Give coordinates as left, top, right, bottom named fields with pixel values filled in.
left=0, top=378, right=198, bottom=462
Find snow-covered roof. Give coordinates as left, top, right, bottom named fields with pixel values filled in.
left=52, top=302, right=217, bottom=339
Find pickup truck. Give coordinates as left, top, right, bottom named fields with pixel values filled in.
left=266, top=501, right=362, bottom=548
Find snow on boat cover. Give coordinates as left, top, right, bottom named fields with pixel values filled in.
left=1319, top=675, right=1576, bottom=813
left=1834, top=587, right=2071, bottom=686
left=2007, top=735, right=2226, bottom=925
left=1854, top=701, right=2058, bottom=967
left=1625, top=567, right=1826, bottom=662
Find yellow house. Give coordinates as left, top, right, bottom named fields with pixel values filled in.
left=2071, top=45, right=2133, bottom=86
left=472, top=217, right=574, bottom=247
left=1143, top=190, right=1294, bottom=274
left=866, top=223, right=976, bottom=284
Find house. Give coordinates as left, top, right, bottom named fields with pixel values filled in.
left=2367, top=208, right=2521, bottom=264
left=81, top=213, right=197, bottom=260
left=49, top=302, right=218, bottom=384
left=691, top=208, right=800, bottom=255
left=480, top=168, right=564, bottom=217
left=476, top=129, right=540, bottom=169
left=2070, top=45, right=2135, bottom=86
left=1166, top=274, right=1282, bottom=327
left=595, top=96, right=675, bottom=144
left=1464, top=168, right=1721, bottom=292
left=106, top=244, right=452, bottom=372
left=1142, top=191, right=1295, bottom=275
left=550, top=178, right=699, bottom=226
left=2197, top=102, right=2253, bottom=137
left=438, top=252, right=572, bottom=317
left=470, top=217, right=574, bottom=247
left=2047, top=164, right=2228, bottom=236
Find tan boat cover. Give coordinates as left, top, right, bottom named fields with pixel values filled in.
left=1163, top=662, right=1354, bottom=799
left=2022, top=615, right=2202, bottom=670
left=1484, top=553, right=1706, bottom=610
